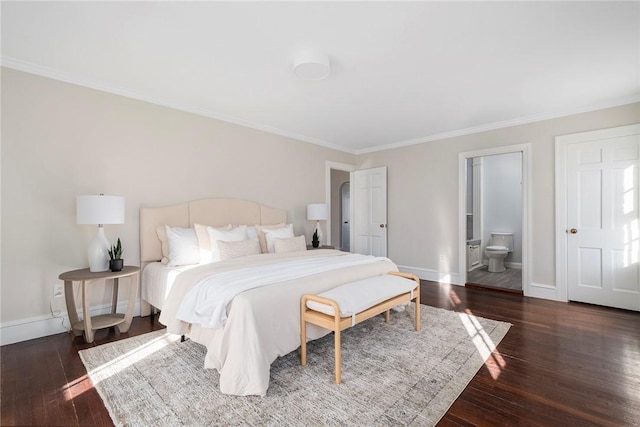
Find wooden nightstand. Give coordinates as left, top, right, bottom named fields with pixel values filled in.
left=307, top=245, right=335, bottom=250
left=58, top=266, right=139, bottom=343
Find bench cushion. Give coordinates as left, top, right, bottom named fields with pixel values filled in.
left=306, top=274, right=417, bottom=317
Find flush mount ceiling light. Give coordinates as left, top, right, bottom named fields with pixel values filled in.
left=293, top=50, right=330, bottom=80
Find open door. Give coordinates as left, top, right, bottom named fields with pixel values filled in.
left=352, top=167, right=387, bottom=257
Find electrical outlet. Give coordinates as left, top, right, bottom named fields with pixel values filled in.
left=53, top=283, right=64, bottom=298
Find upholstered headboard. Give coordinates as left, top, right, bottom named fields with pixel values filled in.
left=139, top=198, right=287, bottom=265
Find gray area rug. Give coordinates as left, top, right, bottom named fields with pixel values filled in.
left=79, top=305, right=510, bottom=426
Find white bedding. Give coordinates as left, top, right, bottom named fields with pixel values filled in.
left=159, top=249, right=397, bottom=396
left=177, top=253, right=386, bottom=329
left=141, top=262, right=199, bottom=310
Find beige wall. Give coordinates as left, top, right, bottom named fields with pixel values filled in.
left=357, top=102, right=640, bottom=290
left=0, top=68, right=355, bottom=333
left=2, top=66, right=638, bottom=343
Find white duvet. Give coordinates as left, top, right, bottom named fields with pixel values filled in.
left=159, top=249, right=397, bottom=396
left=176, top=253, right=387, bottom=329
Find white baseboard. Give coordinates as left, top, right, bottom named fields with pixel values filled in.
left=398, top=265, right=565, bottom=303
left=397, top=265, right=464, bottom=286
left=480, top=260, right=522, bottom=269
left=0, top=298, right=142, bottom=346
left=527, top=282, right=564, bottom=302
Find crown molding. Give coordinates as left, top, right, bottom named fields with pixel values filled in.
left=3, top=56, right=636, bottom=157
left=0, top=56, right=357, bottom=155
left=355, top=97, right=640, bottom=155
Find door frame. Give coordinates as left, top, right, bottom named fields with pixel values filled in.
left=458, top=143, right=531, bottom=294
left=554, top=124, right=640, bottom=303
left=325, top=161, right=355, bottom=248
left=340, top=181, right=351, bottom=251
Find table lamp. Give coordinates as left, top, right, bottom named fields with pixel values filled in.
left=77, top=194, right=125, bottom=272
left=307, top=203, right=328, bottom=246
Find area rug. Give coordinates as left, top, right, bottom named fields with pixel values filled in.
left=79, top=305, right=510, bottom=426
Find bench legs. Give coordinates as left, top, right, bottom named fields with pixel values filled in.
left=300, top=324, right=343, bottom=383
left=334, top=329, right=342, bottom=384
left=300, top=272, right=421, bottom=385
left=300, top=296, right=308, bottom=366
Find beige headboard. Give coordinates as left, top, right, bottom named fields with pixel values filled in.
left=140, top=198, right=287, bottom=264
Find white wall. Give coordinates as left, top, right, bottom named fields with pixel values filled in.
left=481, top=152, right=522, bottom=264
left=356, top=102, right=640, bottom=290
left=0, top=68, right=355, bottom=344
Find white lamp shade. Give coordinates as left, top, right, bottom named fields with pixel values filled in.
left=307, top=203, right=328, bottom=221
left=77, top=195, right=125, bottom=225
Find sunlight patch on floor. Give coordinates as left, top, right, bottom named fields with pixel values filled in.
left=62, top=374, right=93, bottom=401
left=62, top=332, right=180, bottom=400
left=458, top=308, right=507, bottom=380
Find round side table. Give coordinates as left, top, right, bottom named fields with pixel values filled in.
left=58, top=266, right=140, bottom=343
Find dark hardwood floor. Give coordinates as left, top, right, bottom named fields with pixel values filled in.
left=2, top=281, right=638, bottom=426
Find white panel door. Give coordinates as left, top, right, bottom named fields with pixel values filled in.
left=566, top=133, right=639, bottom=311
left=352, top=167, right=387, bottom=257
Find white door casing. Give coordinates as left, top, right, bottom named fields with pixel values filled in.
left=325, top=161, right=355, bottom=248
left=458, top=144, right=531, bottom=292
left=557, top=125, right=639, bottom=311
left=341, top=182, right=351, bottom=252
left=352, top=167, right=387, bottom=257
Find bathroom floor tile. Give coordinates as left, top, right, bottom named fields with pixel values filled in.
left=467, top=266, right=522, bottom=291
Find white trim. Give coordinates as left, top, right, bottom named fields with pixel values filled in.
left=479, top=260, right=522, bottom=270
left=528, top=282, right=562, bottom=302
left=458, top=143, right=532, bottom=297
left=478, top=261, right=522, bottom=270
left=1, top=56, right=357, bottom=155
left=325, top=161, right=355, bottom=247
left=356, top=98, right=640, bottom=155
left=0, top=298, right=142, bottom=346
left=397, top=265, right=464, bottom=286
left=554, top=124, right=640, bottom=304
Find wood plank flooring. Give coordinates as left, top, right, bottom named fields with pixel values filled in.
left=2, top=281, right=638, bottom=426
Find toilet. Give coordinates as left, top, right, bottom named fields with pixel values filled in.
left=485, top=232, right=514, bottom=273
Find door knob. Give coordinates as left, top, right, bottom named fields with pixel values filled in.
left=379, top=224, right=386, bottom=228
left=569, top=228, right=578, bottom=234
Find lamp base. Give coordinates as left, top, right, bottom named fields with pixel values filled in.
left=88, top=226, right=110, bottom=272
left=315, top=220, right=323, bottom=246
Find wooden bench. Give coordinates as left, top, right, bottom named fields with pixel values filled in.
left=300, top=271, right=420, bottom=384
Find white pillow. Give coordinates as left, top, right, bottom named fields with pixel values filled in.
left=274, top=235, right=307, bottom=253
left=157, top=225, right=200, bottom=266
left=218, top=239, right=261, bottom=260
left=208, top=225, right=248, bottom=262
left=263, top=224, right=295, bottom=253
left=246, top=225, right=258, bottom=241
left=255, top=223, right=286, bottom=253
left=195, top=223, right=231, bottom=263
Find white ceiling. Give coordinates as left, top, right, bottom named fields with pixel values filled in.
left=2, top=1, right=639, bottom=154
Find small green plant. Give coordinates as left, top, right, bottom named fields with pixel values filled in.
left=108, top=238, right=123, bottom=260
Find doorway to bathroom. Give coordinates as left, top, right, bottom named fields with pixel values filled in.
left=458, top=144, right=531, bottom=295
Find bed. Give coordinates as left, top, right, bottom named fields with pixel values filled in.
left=140, top=198, right=398, bottom=396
